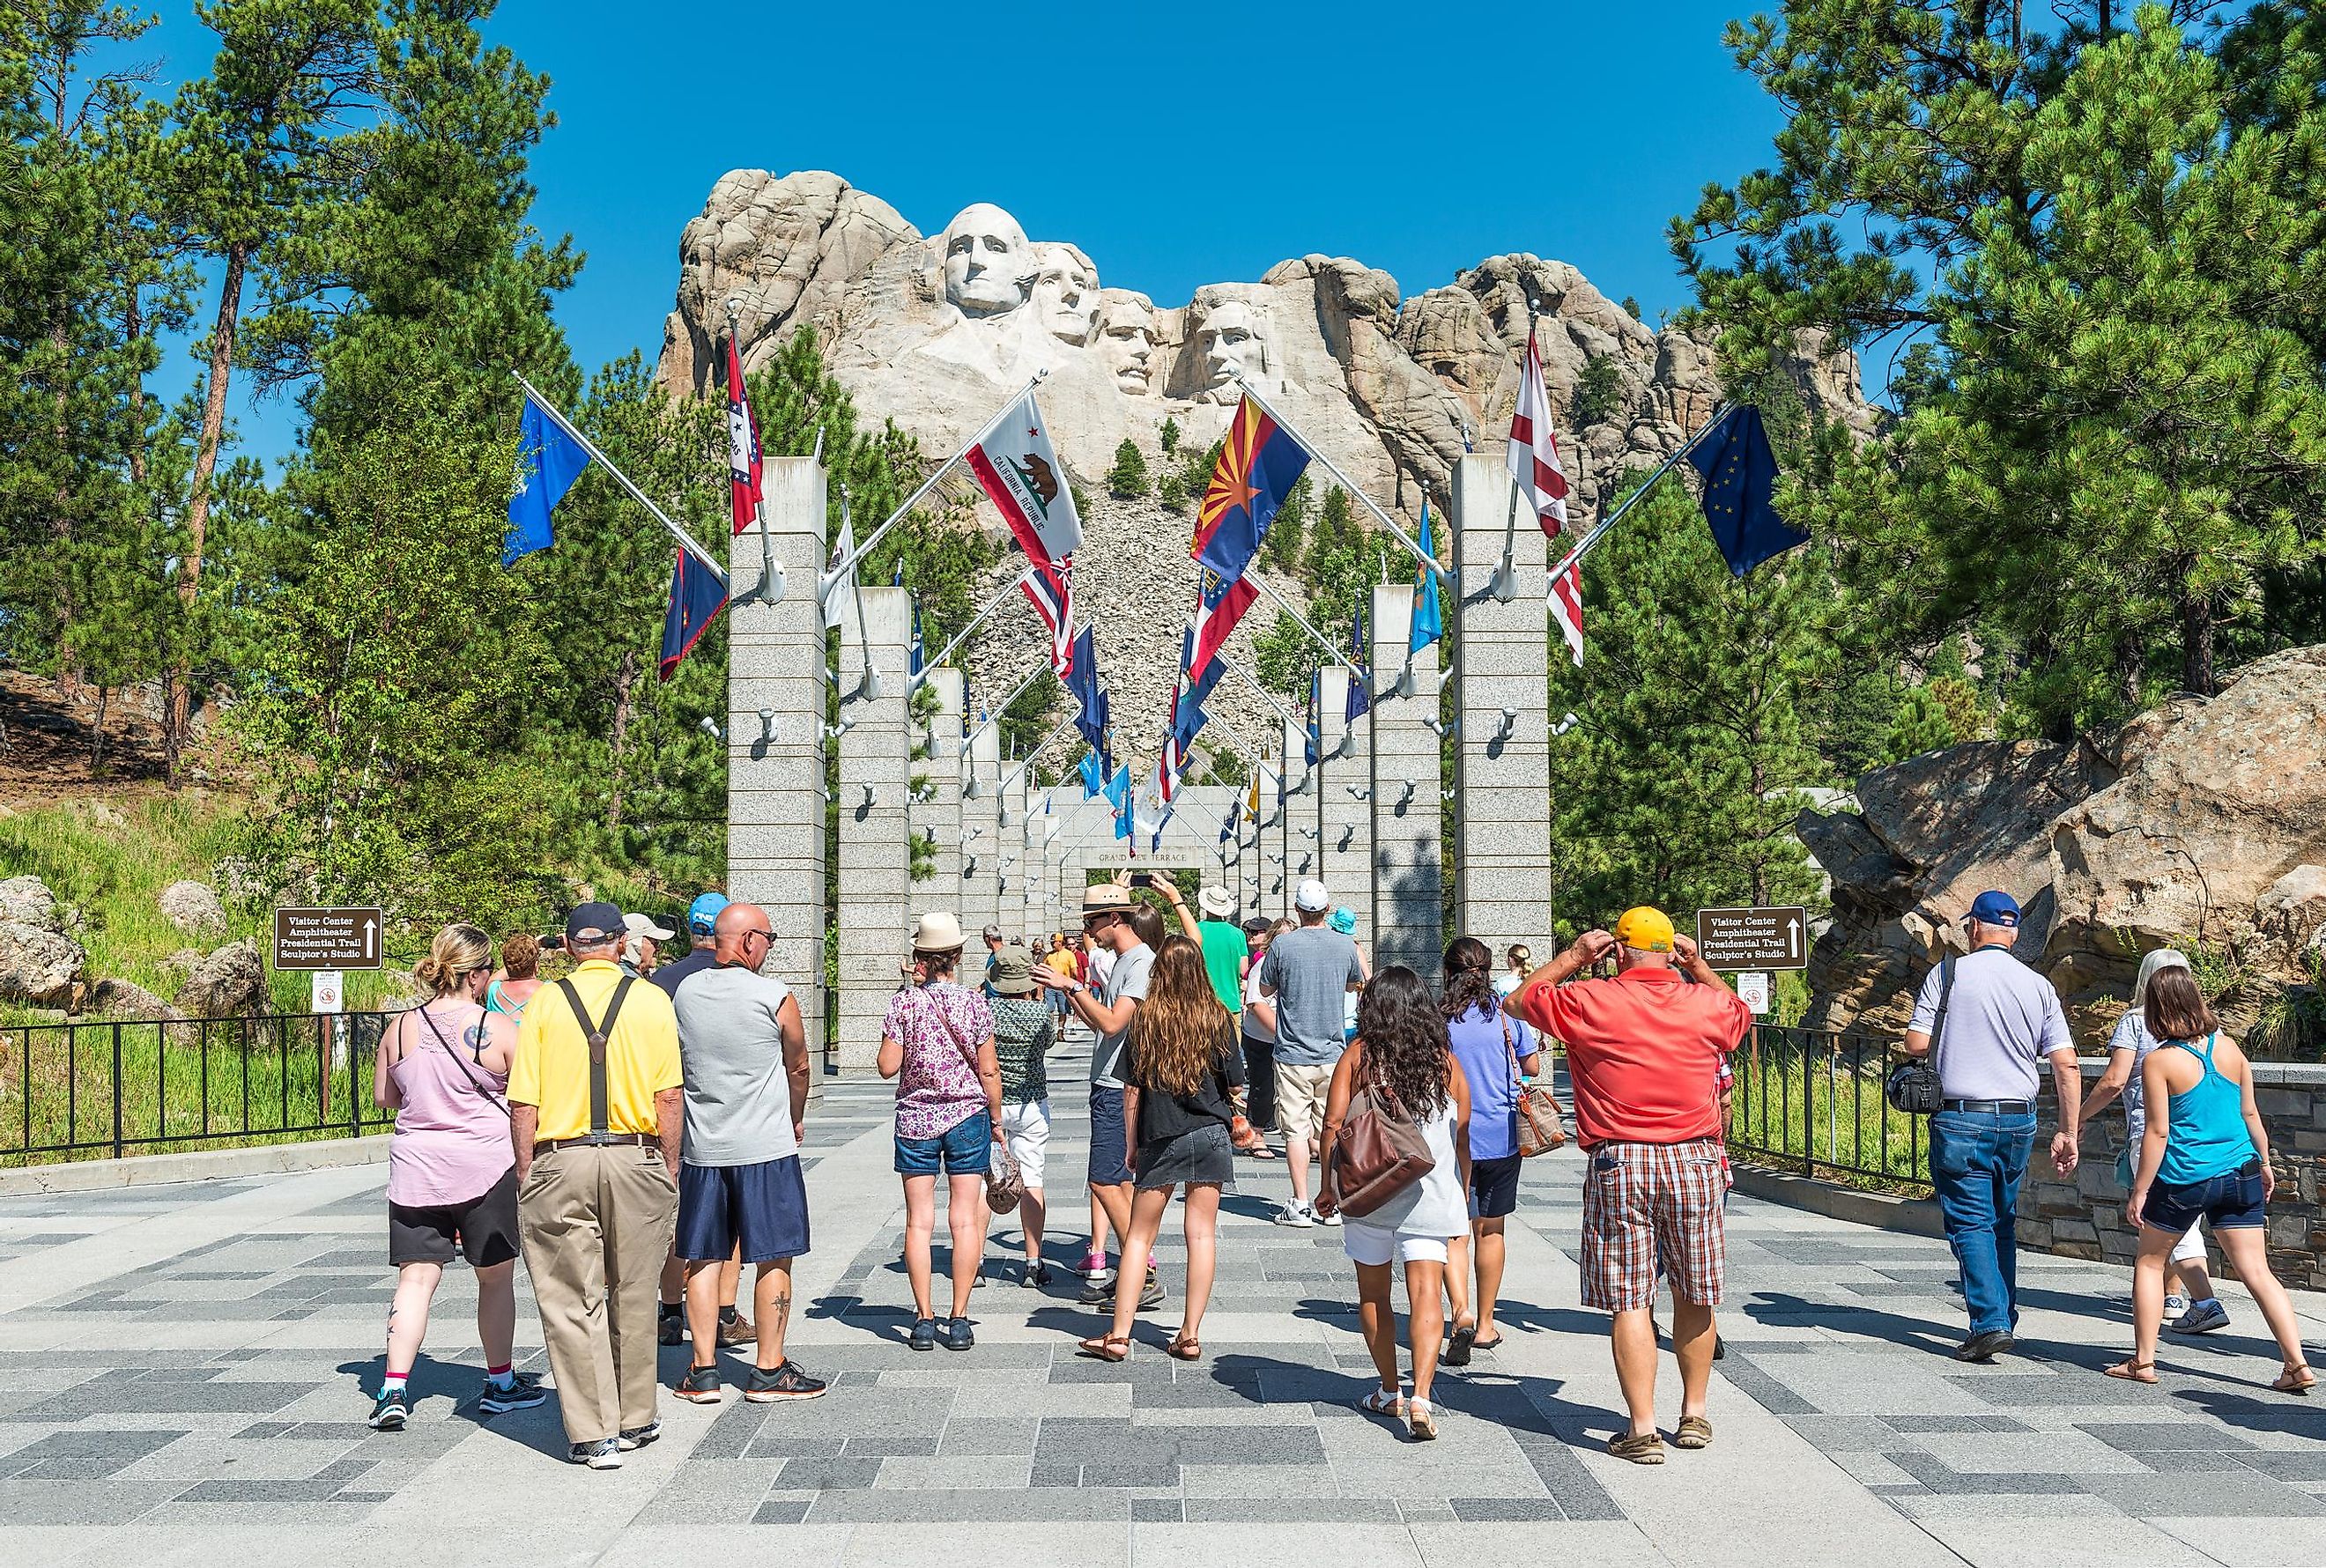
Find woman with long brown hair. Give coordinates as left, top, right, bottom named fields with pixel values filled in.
left=1316, top=965, right=1471, bottom=1440
left=1076, top=935, right=1244, bottom=1364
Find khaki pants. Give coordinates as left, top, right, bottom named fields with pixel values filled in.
left=518, top=1143, right=678, bottom=1446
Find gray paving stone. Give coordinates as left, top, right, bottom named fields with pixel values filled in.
left=1182, top=1496, right=1402, bottom=1523
left=808, top=1486, right=1129, bottom=1521
left=1512, top=1438, right=1625, bottom=1521
left=2078, top=1421, right=2258, bottom=1451
left=1449, top=1496, right=1568, bottom=1522
left=940, top=1417, right=1040, bottom=1455
left=743, top=1436, right=846, bottom=1459
left=753, top=1498, right=813, bottom=1524
left=1885, top=1451, right=2088, bottom=1495
left=773, top=1454, right=883, bottom=1490
left=2080, top=1468, right=2326, bottom=1518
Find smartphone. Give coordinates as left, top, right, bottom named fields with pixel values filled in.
left=1128, top=870, right=1153, bottom=890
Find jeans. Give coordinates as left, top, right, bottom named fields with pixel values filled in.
left=1929, top=1109, right=2034, bottom=1336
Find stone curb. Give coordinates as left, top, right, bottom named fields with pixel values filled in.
left=1732, top=1164, right=1946, bottom=1239
left=0, top=1135, right=390, bottom=1197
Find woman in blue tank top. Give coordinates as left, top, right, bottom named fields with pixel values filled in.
left=2108, top=968, right=2313, bottom=1394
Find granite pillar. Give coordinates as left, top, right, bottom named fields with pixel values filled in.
left=1369, top=585, right=1445, bottom=980
left=834, top=586, right=914, bottom=1070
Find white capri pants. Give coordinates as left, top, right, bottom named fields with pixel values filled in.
left=1000, top=1099, right=1050, bottom=1190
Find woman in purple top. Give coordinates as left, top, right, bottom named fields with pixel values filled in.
left=367, top=924, right=544, bottom=1431
left=879, top=912, right=1003, bottom=1352
left=1438, top=936, right=1551, bottom=1365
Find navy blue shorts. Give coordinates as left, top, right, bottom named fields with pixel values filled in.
left=895, top=1110, right=992, bottom=1176
left=2142, top=1161, right=2265, bottom=1234
left=1468, top=1154, right=1523, bottom=1220
left=676, top=1155, right=811, bottom=1264
left=1087, top=1084, right=1131, bottom=1187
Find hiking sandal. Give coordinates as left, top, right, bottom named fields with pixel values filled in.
left=1359, top=1386, right=1404, bottom=1417
left=1075, top=1333, right=1131, bottom=1363
left=2272, top=1363, right=2315, bottom=1395
left=1407, top=1396, right=1439, bottom=1441
left=1165, top=1333, right=1202, bottom=1362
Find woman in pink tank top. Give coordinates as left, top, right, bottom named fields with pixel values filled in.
left=364, top=924, right=542, bottom=1431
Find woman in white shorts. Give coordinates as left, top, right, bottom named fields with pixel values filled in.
left=1315, top=966, right=1471, bottom=1442
left=985, top=944, right=1057, bottom=1287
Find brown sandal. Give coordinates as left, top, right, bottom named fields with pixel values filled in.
left=2272, top=1363, right=2315, bottom=1395
left=2103, top=1359, right=2158, bottom=1385
left=1607, top=1431, right=1664, bottom=1465
left=1166, top=1334, right=1202, bottom=1362
left=1076, top=1334, right=1131, bottom=1363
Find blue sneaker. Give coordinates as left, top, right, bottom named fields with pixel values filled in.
left=909, top=1316, right=938, bottom=1352
left=367, top=1388, right=407, bottom=1431
left=2171, top=1298, right=2231, bottom=1335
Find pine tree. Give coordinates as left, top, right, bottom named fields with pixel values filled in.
left=1571, top=355, right=1627, bottom=432
left=1159, top=416, right=1181, bottom=455
left=1107, top=437, right=1149, bottom=499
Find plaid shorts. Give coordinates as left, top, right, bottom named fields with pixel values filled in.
left=1579, top=1138, right=1727, bottom=1313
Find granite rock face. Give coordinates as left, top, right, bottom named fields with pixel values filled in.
left=159, top=880, right=228, bottom=936
left=0, top=875, right=85, bottom=1009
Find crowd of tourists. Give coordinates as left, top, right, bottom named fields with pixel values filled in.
left=365, top=877, right=2315, bottom=1471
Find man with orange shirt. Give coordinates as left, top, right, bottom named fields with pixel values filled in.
left=1510, top=906, right=1751, bottom=1466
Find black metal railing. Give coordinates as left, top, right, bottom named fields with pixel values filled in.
left=1728, top=1024, right=1931, bottom=1194
left=1, top=1011, right=400, bottom=1166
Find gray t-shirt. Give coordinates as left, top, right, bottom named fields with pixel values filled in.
left=1258, top=925, right=1364, bottom=1067
left=671, top=963, right=798, bottom=1165
left=1909, top=945, right=2071, bottom=1102
left=1089, top=942, right=1153, bottom=1090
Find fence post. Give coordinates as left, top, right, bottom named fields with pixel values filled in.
left=110, top=1023, right=123, bottom=1160
left=344, top=1017, right=359, bottom=1137
left=1801, top=1029, right=1816, bottom=1180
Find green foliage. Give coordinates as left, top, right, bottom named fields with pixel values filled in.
left=1619, top=296, right=1642, bottom=321
left=1571, top=354, right=1628, bottom=431
left=1260, top=473, right=1309, bottom=573
left=1000, top=668, right=1060, bottom=759
left=1159, top=416, right=1181, bottom=455
left=1156, top=469, right=1189, bottom=513
left=1106, top=437, right=1149, bottom=499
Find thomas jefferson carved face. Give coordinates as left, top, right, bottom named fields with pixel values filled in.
left=1098, top=292, right=1159, bottom=393
left=1197, top=300, right=1270, bottom=399
left=1032, top=242, right=1100, bottom=345
left=941, top=203, right=1035, bottom=318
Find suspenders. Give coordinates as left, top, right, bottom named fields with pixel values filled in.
left=554, top=976, right=636, bottom=1139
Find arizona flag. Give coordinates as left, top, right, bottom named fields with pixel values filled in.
left=967, top=393, right=1082, bottom=572
left=726, top=336, right=763, bottom=536
left=1507, top=327, right=1570, bottom=537
left=1550, top=558, right=1583, bottom=666
left=1192, top=396, right=1309, bottom=581
left=658, top=547, right=727, bottom=682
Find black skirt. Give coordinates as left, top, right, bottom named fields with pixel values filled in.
left=1134, top=1122, right=1233, bottom=1190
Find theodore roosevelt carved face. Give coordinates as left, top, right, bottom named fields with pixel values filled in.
left=1097, top=291, right=1159, bottom=393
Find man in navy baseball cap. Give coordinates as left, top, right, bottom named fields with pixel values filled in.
left=1966, top=890, right=2020, bottom=928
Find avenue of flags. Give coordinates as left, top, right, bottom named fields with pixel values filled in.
left=966, top=393, right=1081, bottom=680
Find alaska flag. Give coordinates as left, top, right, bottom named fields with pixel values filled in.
left=1411, top=500, right=1443, bottom=651
left=1345, top=605, right=1371, bottom=722
left=505, top=393, right=591, bottom=565
left=1688, top=405, right=1806, bottom=576
left=657, top=547, right=727, bottom=682
left=1191, top=398, right=1311, bottom=581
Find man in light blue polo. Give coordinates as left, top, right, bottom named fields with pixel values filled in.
left=1903, top=890, right=2082, bottom=1363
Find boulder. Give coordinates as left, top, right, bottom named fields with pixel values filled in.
left=0, top=921, right=85, bottom=1008
left=158, top=880, right=228, bottom=936
left=0, top=875, right=57, bottom=928
left=173, top=940, right=269, bottom=1019
left=2254, top=865, right=2326, bottom=957
left=85, top=979, right=181, bottom=1021
left=210, top=856, right=274, bottom=906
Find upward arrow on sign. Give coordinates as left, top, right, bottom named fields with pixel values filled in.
left=1788, top=917, right=1801, bottom=960
left=363, top=921, right=377, bottom=960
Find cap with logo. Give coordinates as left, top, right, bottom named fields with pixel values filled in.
left=686, top=892, right=730, bottom=937
left=1614, top=906, right=1675, bottom=954
left=989, top=943, right=1038, bottom=996
left=566, top=901, right=625, bottom=944
left=1967, top=889, right=2021, bottom=928
left=1293, top=878, right=1331, bottom=913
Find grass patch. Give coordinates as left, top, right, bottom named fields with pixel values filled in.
left=1729, top=1029, right=1931, bottom=1193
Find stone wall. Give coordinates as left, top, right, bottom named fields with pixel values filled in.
left=2022, top=1060, right=2326, bottom=1292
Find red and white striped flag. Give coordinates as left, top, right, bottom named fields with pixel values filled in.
left=1020, top=563, right=1075, bottom=677
left=1507, top=326, right=1569, bottom=538
left=726, top=335, right=763, bottom=536
left=1550, top=557, right=1583, bottom=666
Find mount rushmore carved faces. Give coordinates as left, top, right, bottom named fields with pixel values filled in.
left=1097, top=292, right=1159, bottom=394
left=941, top=203, right=1037, bottom=319
left=1033, top=243, right=1100, bottom=346
left=1195, top=298, right=1271, bottom=402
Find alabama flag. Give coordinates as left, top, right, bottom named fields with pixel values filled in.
left=726, top=336, right=763, bottom=536
left=1507, top=327, right=1570, bottom=537
left=966, top=392, right=1082, bottom=572
left=1550, top=558, right=1583, bottom=666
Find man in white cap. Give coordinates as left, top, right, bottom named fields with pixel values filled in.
left=1258, top=878, right=1368, bottom=1226
left=621, top=912, right=674, bottom=979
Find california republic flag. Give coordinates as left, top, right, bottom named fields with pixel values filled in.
left=966, top=392, right=1082, bottom=572
left=1507, top=327, right=1570, bottom=537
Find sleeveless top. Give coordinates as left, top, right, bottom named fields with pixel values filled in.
left=2155, top=1033, right=2256, bottom=1187
left=484, top=980, right=528, bottom=1018
left=385, top=1000, right=513, bottom=1209
left=1345, top=1087, right=1467, bottom=1240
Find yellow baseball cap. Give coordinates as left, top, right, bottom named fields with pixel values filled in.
left=1614, top=906, right=1675, bottom=953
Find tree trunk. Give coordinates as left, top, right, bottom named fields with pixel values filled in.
left=170, top=239, right=249, bottom=787
left=606, top=647, right=641, bottom=830
left=50, top=296, right=79, bottom=699
left=90, top=686, right=109, bottom=775
left=125, top=287, right=145, bottom=486
left=2113, top=628, right=2144, bottom=714
left=2181, top=591, right=2216, bottom=699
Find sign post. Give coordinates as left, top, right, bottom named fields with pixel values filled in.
left=1694, top=906, right=1810, bottom=972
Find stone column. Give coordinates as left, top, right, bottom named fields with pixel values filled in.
left=1451, top=453, right=1552, bottom=958
left=959, top=715, right=1002, bottom=936
left=1315, top=666, right=1374, bottom=940
left=729, top=457, right=827, bottom=1053
left=1369, top=586, right=1444, bottom=979
left=1279, top=715, right=1315, bottom=890
left=919, top=666, right=965, bottom=921
left=834, top=586, right=914, bottom=1070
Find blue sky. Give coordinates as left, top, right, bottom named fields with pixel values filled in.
left=134, top=0, right=1784, bottom=463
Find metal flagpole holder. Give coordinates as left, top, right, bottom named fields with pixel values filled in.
left=909, top=568, right=1034, bottom=693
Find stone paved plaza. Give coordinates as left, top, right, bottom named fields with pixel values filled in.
left=4, top=1043, right=2323, bottom=1567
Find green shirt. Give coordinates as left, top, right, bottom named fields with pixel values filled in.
left=1197, top=921, right=1247, bottom=1017
left=988, top=995, right=1055, bottom=1104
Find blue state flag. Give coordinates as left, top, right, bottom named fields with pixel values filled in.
left=505, top=394, right=591, bottom=565
left=1106, top=765, right=1133, bottom=841
left=1411, top=500, right=1443, bottom=652
left=1688, top=405, right=1807, bottom=576
left=656, top=547, right=727, bottom=682
left=908, top=598, right=925, bottom=677
left=1066, top=626, right=1110, bottom=765
left=1078, top=750, right=1106, bottom=799
left=1190, top=400, right=1311, bottom=584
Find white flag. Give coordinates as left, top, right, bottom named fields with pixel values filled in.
left=819, top=502, right=858, bottom=632
left=1507, top=327, right=1570, bottom=538
left=1550, top=558, right=1583, bottom=666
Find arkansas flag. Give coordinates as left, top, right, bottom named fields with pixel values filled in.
left=1550, top=558, right=1583, bottom=666
left=726, top=336, right=763, bottom=536
left=967, top=392, right=1082, bottom=572
left=1507, top=327, right=1570, bottom=538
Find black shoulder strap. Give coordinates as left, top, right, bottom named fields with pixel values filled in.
left=417, top=1003, right=510, bottom=1119
left=557, top=976, right=636, bottom=1135
left=1930, top=954, right=1955, bottom=1065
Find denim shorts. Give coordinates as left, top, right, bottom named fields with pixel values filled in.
left=2142, top=1160, right=2265, bottom=1233
left=1087, top=1084, right=1131, bottom=1187
left=895, top=1110, right=992, bottom=1176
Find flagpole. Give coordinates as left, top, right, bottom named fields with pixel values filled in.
left=819, top=374, right=1046, bottom=599
left=1241, top=568, right=1360, bottom=679
left=996, top=711, right=1081, bottom=797
left=908, top=568, right=1034, bottom=692
left=1545, top=402, right=1730, bottom=587
left=724, top=300, right=785, bottom=603
left=962, top=634, right=1086, bottom=753
left=514, top=373, right=727, bottom=582
left=1228, top=374, right=1448, bottom=586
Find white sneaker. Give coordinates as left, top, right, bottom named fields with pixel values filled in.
left=2163, top=1293, right=2190, bottom=1320
left=1315, top=1206, right=1344, bottom=1227
left=1274, top=1202, right=1315, bottom=1228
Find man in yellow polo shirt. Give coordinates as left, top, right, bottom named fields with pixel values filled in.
left=509, top=901, right=684, bottom=1469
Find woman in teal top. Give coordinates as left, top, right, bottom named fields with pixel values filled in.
left=2107, top=967, right=2313, bottom=1394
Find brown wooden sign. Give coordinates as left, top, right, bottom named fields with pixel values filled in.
left=1694, top=906, right=1810, bottom=971
left=272, top=907, right=384, bottom=971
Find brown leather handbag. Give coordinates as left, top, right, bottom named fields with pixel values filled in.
left=1504, top=1010, right=1567, bottom=1157
left=1328, top=1047, right=1436, bottom=1218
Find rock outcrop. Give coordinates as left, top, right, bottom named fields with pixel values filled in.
left=85, top=978, right=181, bottom=1022
left=1804, top=646, right=2326, bottom=1044
left=173, top=940, right=269, bottom=1020
left=159, top=880, right=228, bottom=936
left=0, top=876, right=85, bottom=1009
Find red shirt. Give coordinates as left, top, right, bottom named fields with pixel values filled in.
left=1512, top=967, right=1752, bottom=1148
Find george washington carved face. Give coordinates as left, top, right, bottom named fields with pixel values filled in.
left=941, top=203, right=1036, bottom=318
